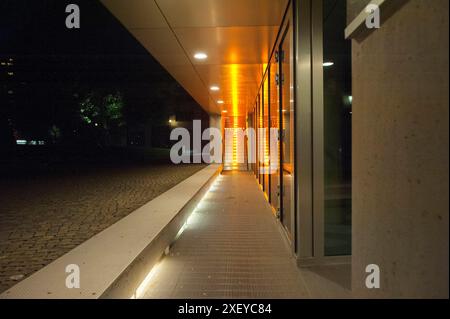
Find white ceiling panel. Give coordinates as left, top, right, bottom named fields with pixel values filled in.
left=174, top=26, right=278, bottom=65
left=156, top=0, right=288, bottom=28
left=100, top=0, right=289, bottom=116
left=101, top=0, right=167, bottom=29
left=132, top=29, right=191, bottom=67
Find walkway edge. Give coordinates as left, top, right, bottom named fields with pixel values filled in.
left=1, top=164, right=222, bottom=299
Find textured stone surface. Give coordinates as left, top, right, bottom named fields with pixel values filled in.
left=351, top=0, right=449, bottom=298
left=0, top=164, right=205, bottom=293
left=346, top=0, right=372, bottom=24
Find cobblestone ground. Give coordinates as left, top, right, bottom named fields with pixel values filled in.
left=0, top=163, right=206, bottom=293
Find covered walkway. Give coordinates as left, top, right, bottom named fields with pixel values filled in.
left=141, top=171, right=349, bottom=299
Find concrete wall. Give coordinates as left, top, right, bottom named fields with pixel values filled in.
left=347, top=0, right=371, bottom=23
left=351, top=0, right=449, bottom=298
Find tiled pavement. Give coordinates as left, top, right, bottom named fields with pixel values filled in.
left=0, top=164, right=206, bottom=293
left=142, top=171, right=312, bottom=299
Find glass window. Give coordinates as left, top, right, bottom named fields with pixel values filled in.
left=280, top=26, right=294, bottom=239
left=263, top=76, right=270, bottom=197
left=323, top=0, right=352, bottom=256
left=258, top=94, right=263, bottom=186
left=270, top=59, right=280, bottom=209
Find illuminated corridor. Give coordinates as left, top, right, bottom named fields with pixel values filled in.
left=0, top=0, right=447, bottom=300
left=140, top=172, right=309, bottom=298
left=139, top=171, right=352, bottom=298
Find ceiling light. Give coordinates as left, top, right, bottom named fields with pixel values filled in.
left=222, top=110, right=228, bottom=113
left=210, top=86, right=220, bottom=91
left=194, top=52, right=208, bottom=60
left=217, top=100, right=224, bottom=104
left=323, top=62, right=334, bottom=67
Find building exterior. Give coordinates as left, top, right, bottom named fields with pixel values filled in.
left=98, top=0, right=448, bottom=298
left=1, top=0, right=446, bottom=299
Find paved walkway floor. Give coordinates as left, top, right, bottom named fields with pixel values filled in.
left=142, top=171, right=311, bottom=299
left=0, top=164, right=206, bottom=293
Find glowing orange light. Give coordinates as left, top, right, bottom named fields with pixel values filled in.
left=230, top=64, right=240, bottom=165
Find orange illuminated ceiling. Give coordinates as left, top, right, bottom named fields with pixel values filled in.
left=100, top=0, right=288, bottom=116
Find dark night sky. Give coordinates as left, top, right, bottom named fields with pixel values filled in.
left=1, top=0, right=148, bottom=56
left=0, top=0, right=207, bottom=146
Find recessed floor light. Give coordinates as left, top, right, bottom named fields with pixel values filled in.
left=194, top=53, right=208, bottom=60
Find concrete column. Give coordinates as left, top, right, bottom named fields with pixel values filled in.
left=350, top=0, right=449, bottom=298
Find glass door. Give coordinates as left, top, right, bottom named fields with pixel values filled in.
left=280, top=25, right=295, bottom=240
left=270, top=56, right=280, bottom=210
left=263, top=77, right=270, bottom=198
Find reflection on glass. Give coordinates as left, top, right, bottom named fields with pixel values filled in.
left=263, top=77, right=270, bottom=197
left=250, top=112, right=256, bottom=175
left=281, top=27, right=294, bottom=239
left=270, top=57, right=280, bottom=209
left=258, top=94, right=263, bottom=186
left=323, top=0, right=352, bottom=256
